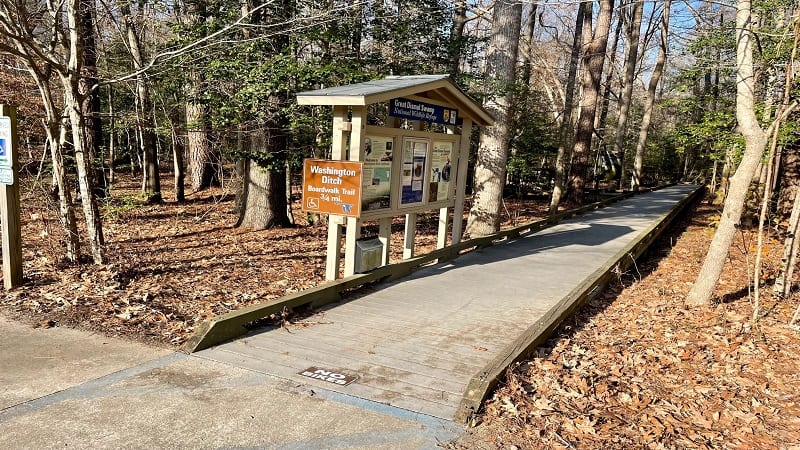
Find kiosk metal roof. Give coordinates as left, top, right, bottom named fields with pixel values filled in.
left=296, top=75, right=494, bottom=126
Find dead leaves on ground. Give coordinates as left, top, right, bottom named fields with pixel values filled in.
left=459, top=204, right=800, bottom=449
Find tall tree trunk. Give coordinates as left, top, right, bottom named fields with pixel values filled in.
left=631, top=0, right=671, bottom=190
left=466, top=0, right=523, bottom=237
left=185, top=0, right=218, bottom=192
left=29, top=65, right=80, bottom=262
left=170, top=107, right=186, bottom=202
left=63, top=0, right=104, bottom=263
left=123, top=7, right=161, bottom=204
left=449, top=0, right=468, bottom=75
left=568, top=0, right=615, bottom=204
left=686, top=0, right=768, bottom=306
left=78, top=0, right=106, bottom=198
left=550, top=1, right=589, bottom=214
left=64, top=82, right=105, bottom=263
left=595, top=11, right=624, bottom=149
left=614, top=0, right=643, bottom=189
left=186, top=74, right=216, bottom=191
left=107, top=85, right=116, bottom=184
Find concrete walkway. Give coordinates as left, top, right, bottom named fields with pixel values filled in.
left=0, top=184, right=697, bottom=448
left=0, top=317, right=459, bottom=449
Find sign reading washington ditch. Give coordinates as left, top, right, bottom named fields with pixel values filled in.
left=302, top=159, right=363, bottom=218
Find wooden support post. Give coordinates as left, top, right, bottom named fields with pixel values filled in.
left=437, top=207, right=449, bottom=249
left=325, top=216, right=343, bottom=281
left=343, top=106, right=365, bottom=277
left=379, top=217, right=391, bottom=266
left=452, top=118, right=473, bottom=244
left=403, top=213, right=416, bottom=260
left=325, top=106, right=350, bottom=280
left=0, top=105, right=22, bottom=290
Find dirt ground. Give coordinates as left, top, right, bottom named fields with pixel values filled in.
left=449, top=202, right=800, bottom=449
left=2, top=172, right=799, bottom=449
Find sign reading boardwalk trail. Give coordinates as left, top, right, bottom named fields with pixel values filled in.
left=302, top=159, right=363, bottom=218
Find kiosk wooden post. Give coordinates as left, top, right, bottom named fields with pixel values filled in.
left=0, top=105, right=23, bottom=289
left=343, top=106, right=365, bottom=277
left=325, top=106, right=349, bottom=280
left=452, top=118, right=473, bottom=244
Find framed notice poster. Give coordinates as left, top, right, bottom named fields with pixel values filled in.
left=361, top=135, right=394, bottom=212
left=428, top=141, right=453, bottom=202
left=400, top=137, right=429, bottom=206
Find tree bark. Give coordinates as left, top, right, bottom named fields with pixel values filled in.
left=550, top=1, right=589, bottom=215
left=170, top=108, right=186, bottom=202
left=449, top=0, right=468, bottom=75
left=237, top=153, right=292, bottom=229
left=122, top=5, right=161, bottom=204
left=686, top=0, right=768, bottom=306
left=631, top=0, right=671, bottom=190
left=614, top=0, right=643, bottom=189
left=466, top=0, right=523, bottom=237
left=568, top=0, right=615, bottom=204
left=64, top=78, right=104, bottom=263
left=78, top=0, right=106, bottom=198
left=184, top=0, right=218, bottom=192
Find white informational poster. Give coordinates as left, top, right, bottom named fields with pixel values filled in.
left=400, top=137, right=429, bottom=205
left=361, top=135, right=394, bottom=211
left=429, top=141, right=453, bottom=202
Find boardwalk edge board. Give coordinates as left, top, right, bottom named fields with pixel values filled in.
left=182, top=184, right=681, bottom=354
left=453, top=184, right=704, bottom=423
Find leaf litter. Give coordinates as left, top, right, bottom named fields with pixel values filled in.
left=449, top=201, right=800, bottom=449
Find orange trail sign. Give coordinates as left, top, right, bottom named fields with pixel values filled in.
left=302, top=159, right=363, bottom=218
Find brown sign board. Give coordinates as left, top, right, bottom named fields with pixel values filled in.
left=298, top=366, right=358, bottom=386
left=302, top=159, right=362, bottom=217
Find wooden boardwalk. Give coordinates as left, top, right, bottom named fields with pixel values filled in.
left=196, top=184, right=700, bottom=421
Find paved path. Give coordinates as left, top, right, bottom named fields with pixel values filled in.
left=197, top=184, right=699, bottom=421
left=0, top=317, right=459, bottom=449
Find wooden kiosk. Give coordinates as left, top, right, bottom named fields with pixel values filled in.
left=297, top=75, right=493, bottom=280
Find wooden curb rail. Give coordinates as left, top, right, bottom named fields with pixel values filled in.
left=183, top=185, right=678, bottom=354
left=453, top=184, right=704, bottom=423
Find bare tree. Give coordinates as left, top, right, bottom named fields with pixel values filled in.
left=0, top=0, right=105, bottom=263
left=568, top=0, right=615, bottom=204
left=120, top=1, right=161, bottom=204
left=184, top=0, right=218, bottom=192
left=466, top=0, right=523, bottom=237
left=613, top=0, right=643, bottom=188
left=686, top=0, right=771, bottom=306
left=550, top=1, right=589, bottom=215
left=631, top=0, right=671, bottom=190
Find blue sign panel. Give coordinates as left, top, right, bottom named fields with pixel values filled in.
left=389, top=98, right=459, bottom=125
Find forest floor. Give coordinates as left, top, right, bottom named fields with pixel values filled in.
left=2, top=172, right=799, bottom=448
left=449, top=197, right=800, bottom=449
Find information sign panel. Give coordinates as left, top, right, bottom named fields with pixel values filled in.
left=0, top=116, right=13, bottom=185
left=389, top=98, right=458, bottom=125
left=361, top=135, right=394, bottom=212
left=0, top=116, right=12, bottom=170
left=302, top=159, right=363, bottom=217
left=400, top=138, right=429, bottom=205
left=429, top=141, right=453, bottom=202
